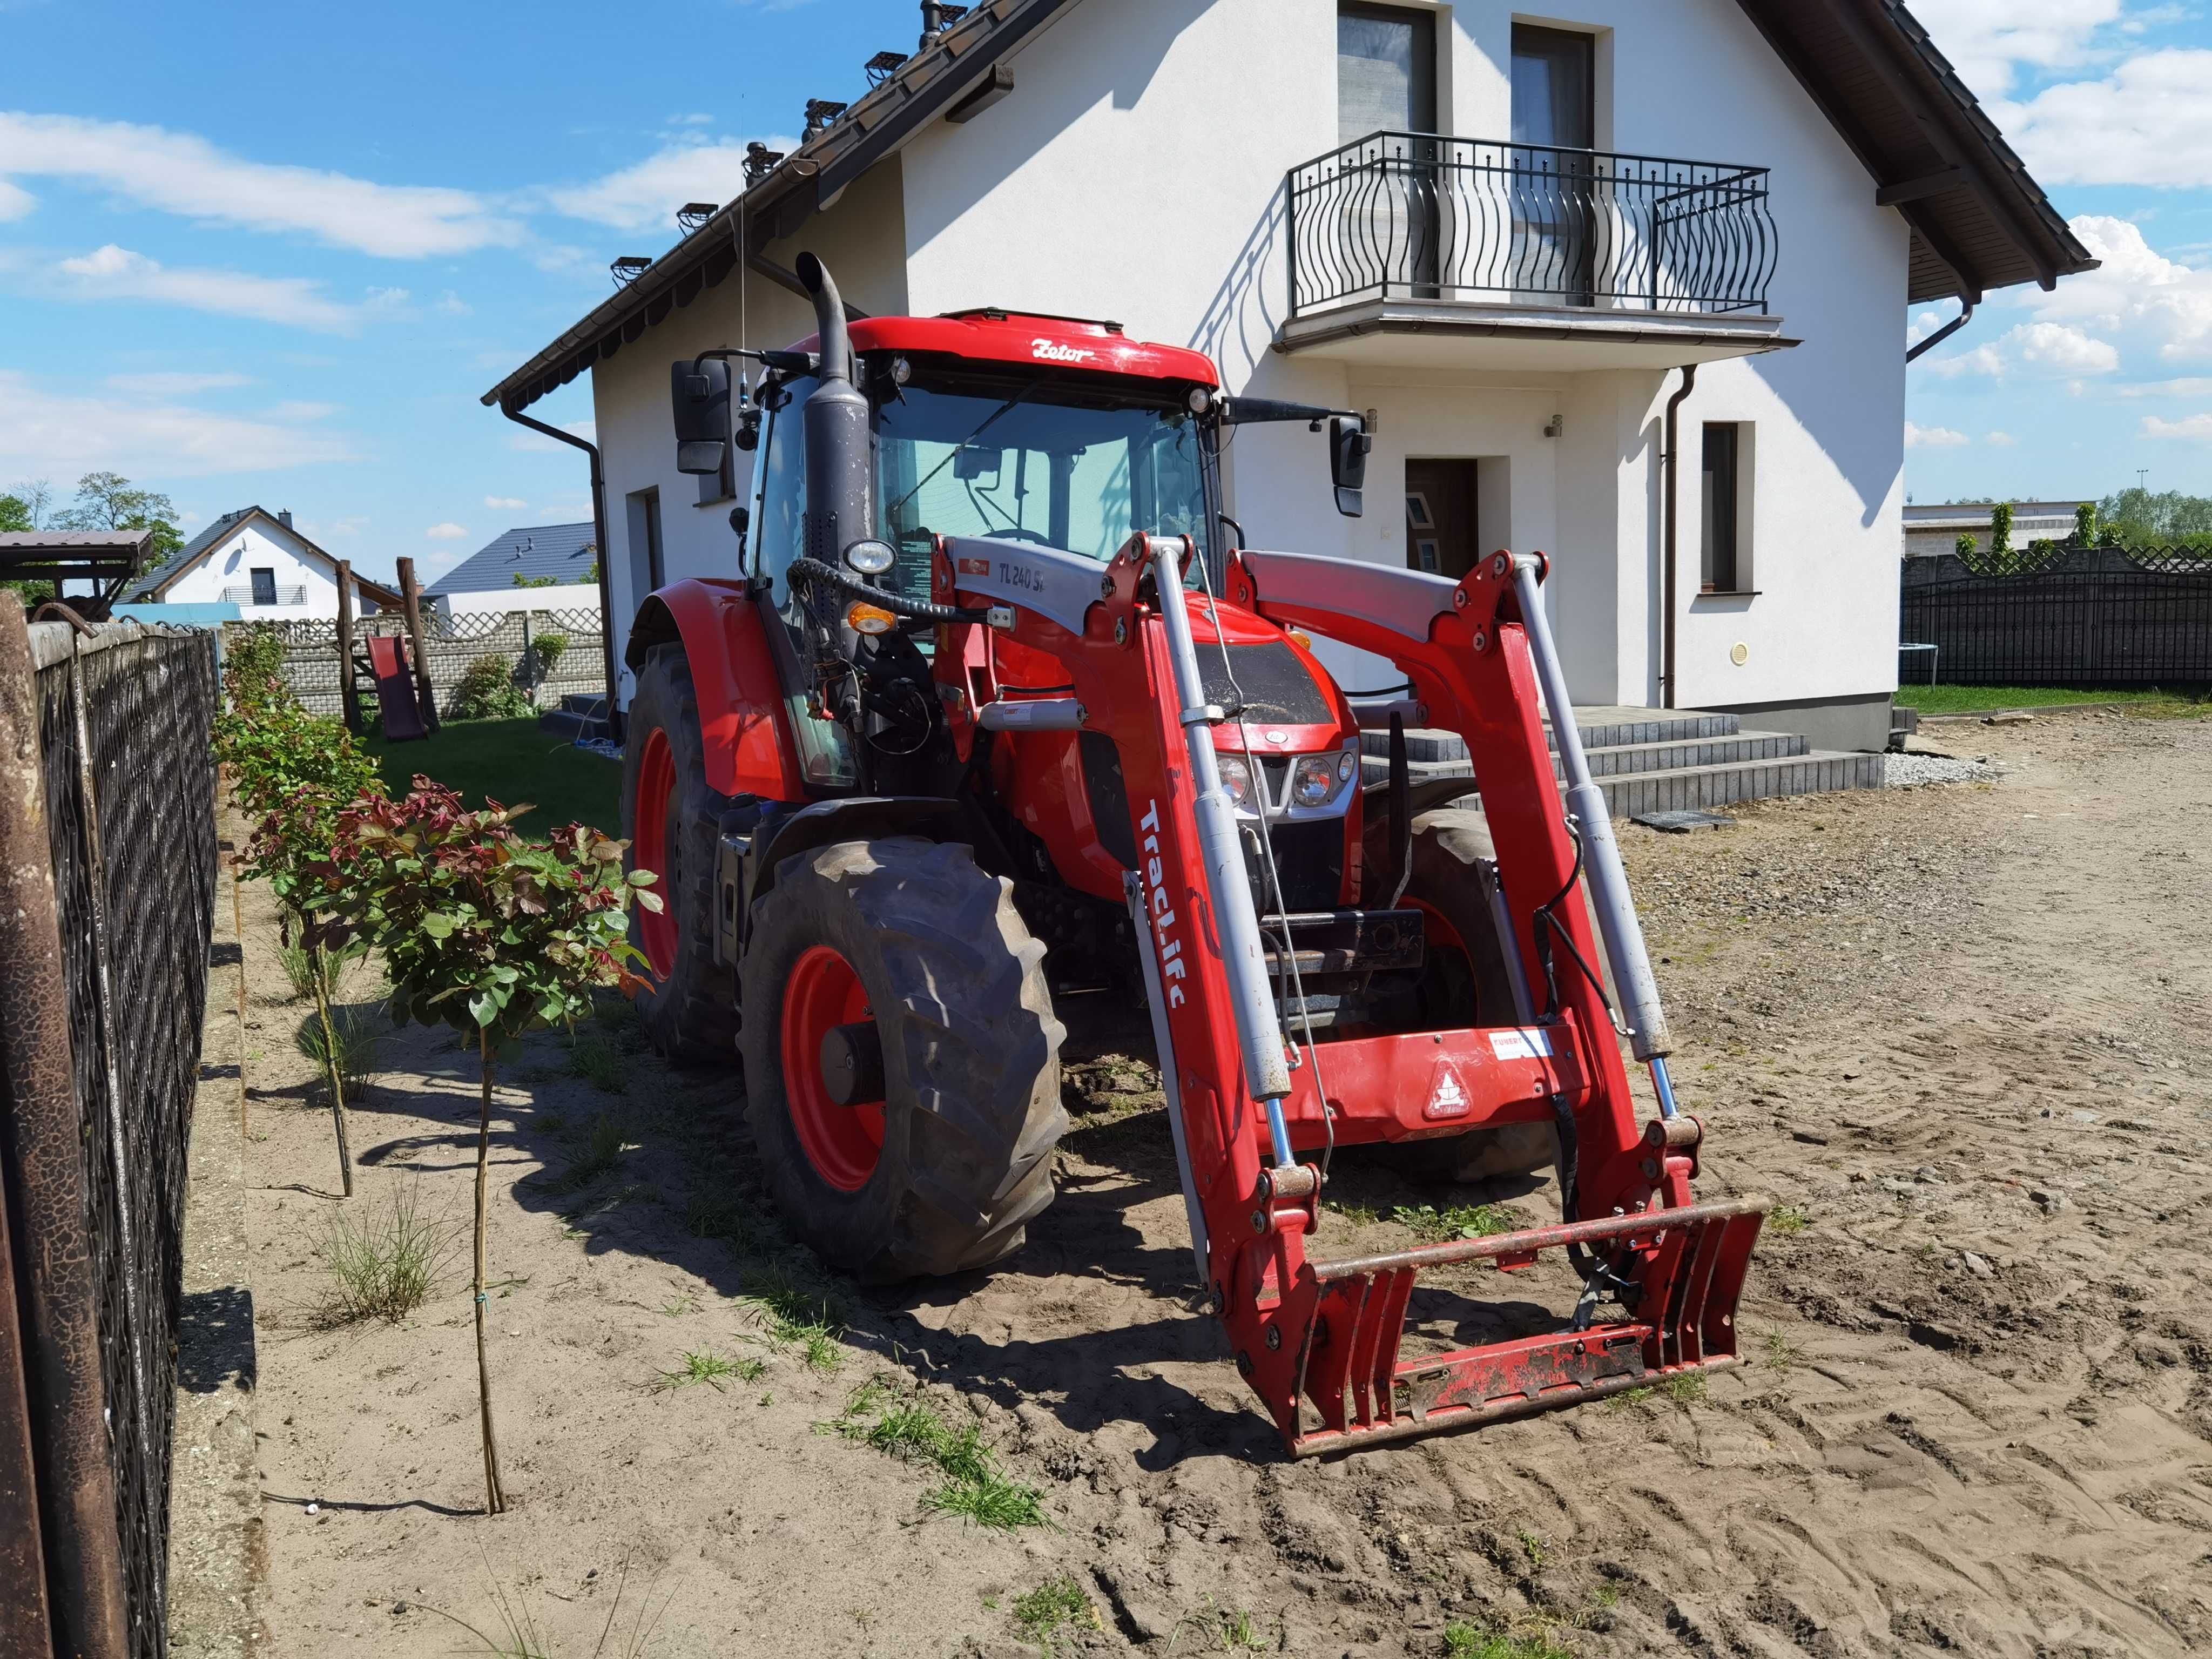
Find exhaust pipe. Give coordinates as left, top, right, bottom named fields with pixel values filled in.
left=795, top=252, right=871, bottom=571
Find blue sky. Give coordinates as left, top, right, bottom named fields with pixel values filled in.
left=1, top=1, right=2207, bottom=584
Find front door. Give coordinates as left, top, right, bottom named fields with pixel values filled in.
left=1405, top=460, right=1479, bottom=581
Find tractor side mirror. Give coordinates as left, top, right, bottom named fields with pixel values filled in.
left=1330, top=416, right=1370, bottom=517
left=953, top=446, right=1003, bottom=483
left=671, top=359, right=731, bottom=475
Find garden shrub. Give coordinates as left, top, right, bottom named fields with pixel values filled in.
left=447, top=653, right=534, bottom=721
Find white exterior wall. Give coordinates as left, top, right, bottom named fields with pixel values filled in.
left=581, top=0, right=1910, bottom=730
left=158, top=519, right=346, bottom=619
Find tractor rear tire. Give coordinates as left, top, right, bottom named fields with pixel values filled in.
left=1378, top=807, right=1556, bottom=1185
left=622, top=644, right=740, bottom=1065
left=739, top=837, right=1067, bottom=1282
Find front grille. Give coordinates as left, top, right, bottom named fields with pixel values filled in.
left=1247, top=817, right=1345, bottom=913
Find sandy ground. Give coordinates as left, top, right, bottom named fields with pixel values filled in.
left=168, top=706, right=2212, bottom=1658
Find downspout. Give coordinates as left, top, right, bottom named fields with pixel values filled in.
left=1659, top=362, right=1698, bottom=710
left=1906, top=299, right=1974, bottom=363
left=500, top=402, right=620, bottom=741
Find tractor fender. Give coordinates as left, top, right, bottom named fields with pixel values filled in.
left=628, top=579, right=807, bottom=801
left=730, top=796, right=980, bottom=963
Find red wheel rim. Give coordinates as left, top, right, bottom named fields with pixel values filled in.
left=780, top=945, right=885, bottom=1191
left=633, top=728, right=679, bottom=977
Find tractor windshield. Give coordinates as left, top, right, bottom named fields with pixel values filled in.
left=873, top=369, right=1212, bottom=570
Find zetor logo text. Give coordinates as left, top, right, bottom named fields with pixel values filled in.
left=1031, top=338, right=1096, bottom=364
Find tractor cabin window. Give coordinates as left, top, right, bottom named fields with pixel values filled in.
left=1700, top=422, right=1751, bottom=594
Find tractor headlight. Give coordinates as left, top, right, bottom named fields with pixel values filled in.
left=1292, top=754, right=1341, bottom=807
left=1216, top=754, right=1254, bottom=810
left=844, top=538, right=896, bottom=576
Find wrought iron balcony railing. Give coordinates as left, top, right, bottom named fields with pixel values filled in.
left=1287, top=132, right=1777, bottom=319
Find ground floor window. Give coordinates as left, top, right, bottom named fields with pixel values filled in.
left=1701, top=423, right=1750, bottom=593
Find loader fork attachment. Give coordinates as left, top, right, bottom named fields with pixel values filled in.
left=1284, top=1199, right=1764, bottom=1454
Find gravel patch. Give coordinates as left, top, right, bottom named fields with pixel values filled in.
left=1884, top=751, right=2000, bottom=788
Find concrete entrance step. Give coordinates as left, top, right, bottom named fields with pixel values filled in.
left=1599, top=750, right=1883, bottom=818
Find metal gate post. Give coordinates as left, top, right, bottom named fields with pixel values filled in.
left=0, top=599, right=129, bottom=1658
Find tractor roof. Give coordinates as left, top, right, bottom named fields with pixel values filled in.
left=805, top=310, right=1219, bottom=388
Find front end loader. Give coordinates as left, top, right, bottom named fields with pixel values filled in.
left=623, top=252, right=1765, bottom=1455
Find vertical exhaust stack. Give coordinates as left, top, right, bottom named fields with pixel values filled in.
left=796, top=252, right=872, bottom=572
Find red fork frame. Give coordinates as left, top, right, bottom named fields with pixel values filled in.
left=940, top=539, right=1759, bottom=1454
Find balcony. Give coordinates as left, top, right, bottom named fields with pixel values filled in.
left=1280, top=133, right=1793, bottom=370
left=221, top=584, right=307, bottom=606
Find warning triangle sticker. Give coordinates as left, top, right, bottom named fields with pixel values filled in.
left=1423, top=1058, right=1472, bottom=1120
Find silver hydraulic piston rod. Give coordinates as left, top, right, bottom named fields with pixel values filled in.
left=1142, top=535, right=1298, bottom=1166
left=1506, top=555, right=1678, bottom=1097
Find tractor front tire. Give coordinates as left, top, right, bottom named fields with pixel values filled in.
left=740, top=837, right=1067, bottom=1282
left=1381, top=807, right=1556, bottom=1185
left=622, top=644, right=740, bottom=1065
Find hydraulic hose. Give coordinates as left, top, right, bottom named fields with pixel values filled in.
left=787, top=557, right=997, bottom=625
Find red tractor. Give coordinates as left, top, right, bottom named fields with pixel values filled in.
left=623, top=253, right=1764, bottom=1456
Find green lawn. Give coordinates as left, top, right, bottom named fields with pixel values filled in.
left=1894, top=684, right=2204, bottom=714
left=367, top=716, right=621, bottom=835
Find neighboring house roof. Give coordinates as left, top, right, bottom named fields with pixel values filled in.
left=482, top=0, right=2091, bottom=416
left=124, top=507, right=403, bottom=608
left=426, top=523, right=599, bottom=595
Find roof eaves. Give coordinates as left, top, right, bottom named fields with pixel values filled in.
left=481, top=0, right=1083, bottom=416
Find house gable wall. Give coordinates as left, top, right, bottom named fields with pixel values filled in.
left=158, top=518, right=345, bottom=619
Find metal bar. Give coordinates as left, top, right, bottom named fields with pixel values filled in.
left=1311, top=1196, right=1770, bottom=1281
left=1507, top=556, right=1673, bottom=1059
left=0, top=601, right=129, bottom=1659
left=1142, top=537, right=1294, bottom=1156
left=0, top=1146, right=54, bottom=1657
left=1123, top=871, right=1209, bottom=1289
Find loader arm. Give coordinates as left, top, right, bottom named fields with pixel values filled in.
left=937, top=532, right=1763, bottom=1455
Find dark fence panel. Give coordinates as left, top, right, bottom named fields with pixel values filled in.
left=0, top=613, right=218, bottom=1659
left=1900, top=547, right=2212, bottom=686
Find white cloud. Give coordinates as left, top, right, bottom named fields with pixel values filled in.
left=106, top=370, right=252, bottom=395
left=1986, top=430, right=2018, bottom=446
left=2114, top=376, right=2212, bottom=399
left=2032, top=216, right=2212, bottom=364
left=424, top=522, right=470, bottom=539
left=484, top=495, right=528, bottom=509
left=1921, top=321, right=2119, bottom=379
left=2142, top=412, right=2212, bottom=440
left=0, top=369, right=356, bottom=478
left=542, top=136, right=794, bottom=231
left=435, top=290, right=471, bottom=316
left=1993, top=49, right=2212, bottom=188
left=1905, top=422, right=1971, bottom=448
left=507, top=417, right=596, bottom=453
left=1907, top=0, right=2123, bottom=98
left=0, top=179, right=32, bottom=221
left=52, top=244, right=367, bottom=332
left=0, top=112, right=521, bottom=258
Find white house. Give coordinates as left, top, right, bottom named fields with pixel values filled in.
left=484, top=0, right=2091, bottom=754
left=123, top=506, right=399, bottom=619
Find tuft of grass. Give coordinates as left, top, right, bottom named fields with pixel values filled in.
left=1662, top=1372, right=1708, bottom=1405
left=1012, top=1574, right=1100, bottom=1655
left=684, top=1192, right=778, bottom=1255
left=1517, top=1527, right=1547, bottom=1571
left=1766, top=1203, right=1811, bottom=1236
left=1442, top=1623, right=1574, bottom=1659
left=1604, top=1385, right=1655, bottom=1412
left=651, top=1347, right=743, bottom=1393
left=294, top=1004, right=382, bottom=1101
left=1763, top=1328, right=1804, bottom=1372
left=822, top=1377, right=1048, bottom=1531
left=567, top=1033, right=629, bottom=1094
left=545, top=1114, right=626, bottom=1194
left=1171, top=1596, right=1270, bottom=1653
left=1393, top=1202, right=1520, bottom=1243
left=1891, top=683, right=2191, bottom=715
left=1330, top=1201, right=1379, bottom=1225
left=741, top=1265, right=848, bottom=1372
left=313, top=1185, right=448, bottom=1327
left=426, top=1548, right=670, bottom=1659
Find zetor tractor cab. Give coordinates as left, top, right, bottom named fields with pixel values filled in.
left=623, top=252, right=1765, bottom=1455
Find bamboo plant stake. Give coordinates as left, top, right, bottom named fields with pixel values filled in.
left=474, top=1027, right=507, bottom=1514
left=311, top=953, right=353, bottom=1197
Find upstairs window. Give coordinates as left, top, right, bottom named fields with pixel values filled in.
left=249, top=567, right=276, bottom=606
left=1338, top=3, right=1436, bottom=143
left=1510, top=25, right=1594, bottom=150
